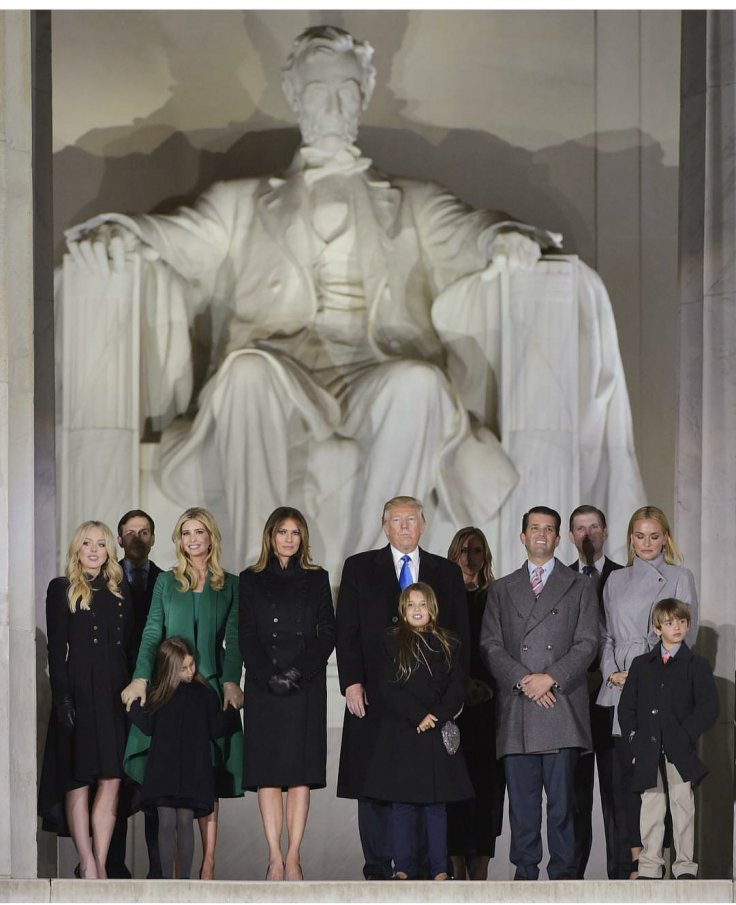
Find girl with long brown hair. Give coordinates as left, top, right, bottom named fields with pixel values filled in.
left=127, top=637, right=239, bottom=879
left=362, top=582, right=473, bottom=880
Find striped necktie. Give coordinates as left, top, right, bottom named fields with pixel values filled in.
left=531, top=565, right=544, bottom=598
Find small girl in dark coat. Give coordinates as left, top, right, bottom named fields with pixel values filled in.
left=362, top=582, right=473, bottom=880
left=618, top=598, right=718, bottom=880
left=127, top=637, right=239, bottom=879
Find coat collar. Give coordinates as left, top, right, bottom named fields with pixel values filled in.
left=644, top=640, right=693, bottom=663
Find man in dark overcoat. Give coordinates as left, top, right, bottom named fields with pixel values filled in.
left=567, top=504, right=625, bottom=878
left=335, top=495, right=469, bottom=879
left=480, top=505, right=598, bottom=880
left=107, top=509, right=162, bottom=879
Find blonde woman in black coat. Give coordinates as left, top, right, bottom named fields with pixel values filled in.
left=38, top=521, right=133, bottom=879
left=239, top=507, right=335, bottom=881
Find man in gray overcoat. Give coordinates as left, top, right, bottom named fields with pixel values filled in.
left=480, top=506, right=598, bottom=880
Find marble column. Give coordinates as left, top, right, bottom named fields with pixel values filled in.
left=0, top=10, right=43, bottom=879
left=677, top=9, right=736, bottom=879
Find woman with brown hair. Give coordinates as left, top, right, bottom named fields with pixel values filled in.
left=121, top=507, right=244, bottom=879
left=239, top=506, right=335, bottom=881
left=38, top=521, right=133, bottom=879
left=445, top=527, right=505, bottom=880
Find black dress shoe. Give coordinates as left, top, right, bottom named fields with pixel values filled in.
left=73, top=864, right=81, bottom=879
left=677, top=873, right=696, bottom=879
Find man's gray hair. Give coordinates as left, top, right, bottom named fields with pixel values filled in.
left=282, top=25, right=376, bottom=110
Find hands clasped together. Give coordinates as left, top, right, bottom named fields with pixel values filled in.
left=519, top=672, right=556, bottom=709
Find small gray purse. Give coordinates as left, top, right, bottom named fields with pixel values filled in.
left=441, top=719, right=460, bottom=755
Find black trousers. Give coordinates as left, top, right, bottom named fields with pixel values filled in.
left=573, top=702, right=631, bottom=878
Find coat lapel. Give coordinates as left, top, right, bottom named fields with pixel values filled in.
left=258, top=172, right=318, bottom=279
left=507, top=564, right=537, bottom=626
left=375, top=545, right=402, bottom=621
left=524, top=558, right=574, bottom=632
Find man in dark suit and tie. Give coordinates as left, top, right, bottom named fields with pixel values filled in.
left=567, top=505, right=625, bottom=879
left=106, top=509, right=162, bottom=879
left=336, top=495, right=469, bottom=879
left=480, top=506, right=598, bottom=880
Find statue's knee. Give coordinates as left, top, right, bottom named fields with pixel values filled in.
left=227, top=354, right=272, bottom=389
left=395, top=360, right=449, bottom=400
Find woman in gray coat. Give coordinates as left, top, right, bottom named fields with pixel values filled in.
left=596, top=505, right=698, bottom=878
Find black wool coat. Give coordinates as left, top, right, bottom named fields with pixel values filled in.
left=239, top=556, right=336, bottom=790
left=618, top=642, right=719, bottom=791
left=128, top=680, right=239, bottom=817
left=362, top=629, right=473, bottom=804
left=335, top=545, right=470, bottom=799
left=38, top=575, right=134, bottom=835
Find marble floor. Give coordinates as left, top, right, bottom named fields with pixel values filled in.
left=1, top=878, right=734, bottom=903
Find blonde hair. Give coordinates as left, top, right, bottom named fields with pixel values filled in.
left=447, top=526, right=495, bottom=590
left=382, top=495, right=425, bottom=525
left=171, top=508, right=225, bottom=592
left=392, top=582, right=456, bottom=682
left=65, top=520, right=123, bottom=612
left=250, top=507, right=320, bottom=572
left=626, top=505, right=684, bottom=566
left=147, top=636, right=207, bottom=711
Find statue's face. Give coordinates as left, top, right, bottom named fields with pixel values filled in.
left=293, top=50, right=364, bottom=151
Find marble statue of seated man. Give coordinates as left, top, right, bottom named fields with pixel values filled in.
left=63, top=25, right=640, bottom=568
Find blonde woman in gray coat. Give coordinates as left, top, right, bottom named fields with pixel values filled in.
left=596, top=505, right=698, bottom=878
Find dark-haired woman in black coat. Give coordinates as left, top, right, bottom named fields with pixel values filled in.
left=239, top=507, right=335, bottom=882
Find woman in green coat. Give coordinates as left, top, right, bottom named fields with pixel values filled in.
left=121, top=507, right=244, bottom=879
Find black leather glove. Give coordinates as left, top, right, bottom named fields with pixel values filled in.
left=268, top=666, right=303, bottom=696
left=55, top=694, right=75, bottom=732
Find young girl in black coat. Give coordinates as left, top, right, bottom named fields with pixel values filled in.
left=362, top=582, right=473, bottom=880
left=127, top=637, right=239, bottom=879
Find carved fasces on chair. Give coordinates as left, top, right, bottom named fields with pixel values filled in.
left=433, top=256, right=643, bottom=572
left=56, top=251, right=193, bottom=560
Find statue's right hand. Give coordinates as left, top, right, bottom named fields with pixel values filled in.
left=345, top=682, right=367, bottom=718
left=65, top=221, right=157, bottom=275
left=121, top=678, right=147, bottom=712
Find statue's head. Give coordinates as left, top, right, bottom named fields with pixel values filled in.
left=282, top=25, right=376, bottom=151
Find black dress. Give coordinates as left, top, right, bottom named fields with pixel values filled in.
left=447, top=586, right=506, bottom=857
left=38, top=575, right=133, bottom=835
left=128, top=681, right=240, bottom=818
left=239, top=555, right=336, bottom=791
left=362, top=629, right=474, bottom=804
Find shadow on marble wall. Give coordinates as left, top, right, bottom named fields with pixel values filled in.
left=53, top=122, right=676, bottom=270
left=693, top=624, right=735, bottom=879
left=36, top=627, right=57, bottom=878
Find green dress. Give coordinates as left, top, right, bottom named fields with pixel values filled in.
left=123, top=570, right=244, bottom=797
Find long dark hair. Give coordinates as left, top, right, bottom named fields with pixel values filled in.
left=147, top=637, right=207, bottom=711
left=249, top=506, right=320, bottom=572
left=392, top=582, right=457, bottom=682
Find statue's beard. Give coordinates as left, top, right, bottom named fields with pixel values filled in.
left=299, top=112, right=360, bottom=149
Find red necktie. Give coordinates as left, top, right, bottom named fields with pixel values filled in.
left=662, top=651, right=671, bottom=665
